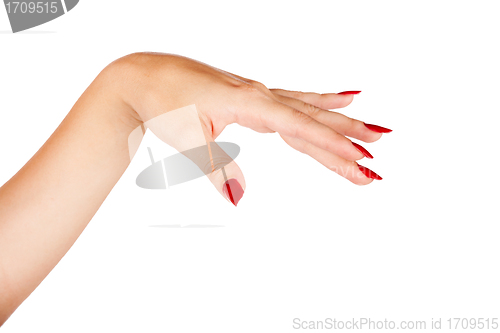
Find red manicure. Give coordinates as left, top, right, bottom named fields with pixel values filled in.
left=352, top=142, right=373, bottom=159
left=364, top=123, right=392, bottom=133
left=357, top=164, right=382, bottom=180
left=223, top=179, right=244, bottom=206
left=338, top=90, right=361, bottom=95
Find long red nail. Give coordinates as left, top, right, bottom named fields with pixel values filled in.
left=352, top=142, right=373, bottom=159
left=357, top=164, right=382, bottom=180
left=364, top=123, right=392, bottom=133
left=223, top=179, right=244, bottom=206
left=338, top=90, right=361, bottom=95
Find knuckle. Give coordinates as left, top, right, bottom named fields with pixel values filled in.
left=236, top=81, right=261, bottom=95
left=303, top=102, right=320, bottom=117
left=291, top=110, right=313, bottom=136
left=248, top=80, right=268, bottom=91
left=235, top=80, right=277, bottom=102
left=292, top=109, right=312, bottom=124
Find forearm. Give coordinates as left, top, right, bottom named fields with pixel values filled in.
left=0, top=60, right=141, bottom=323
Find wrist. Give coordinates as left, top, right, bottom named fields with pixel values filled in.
left=107, top=53, right=178, bottom=123
left=98, top=54, right=146, bottom=131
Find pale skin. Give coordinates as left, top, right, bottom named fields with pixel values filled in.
left=0, top=53, right=388, bottom=325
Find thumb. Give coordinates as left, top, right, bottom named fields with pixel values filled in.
left=204, top=141, right=246, bottom=206
left=141, top=104, right=245, bottom=205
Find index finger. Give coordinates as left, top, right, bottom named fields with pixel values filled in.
left=270, top=88, right=358, bottom=110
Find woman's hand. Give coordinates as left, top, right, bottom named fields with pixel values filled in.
left=113, top=53, right=391, bottom=205
left=0, top=53, right=391, bottom=324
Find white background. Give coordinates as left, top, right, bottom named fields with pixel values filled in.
left=1, top=1, right=499, bottom=332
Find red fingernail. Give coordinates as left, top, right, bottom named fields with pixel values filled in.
left=357, top=164, right=382, bottom=180
left=223, top=179, right=244, bottom=206
left=338, top=90, right=361, bottom=95
left=364, top=123, right=392, bottom=133
left=352, top=142, right=373, bottom=159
